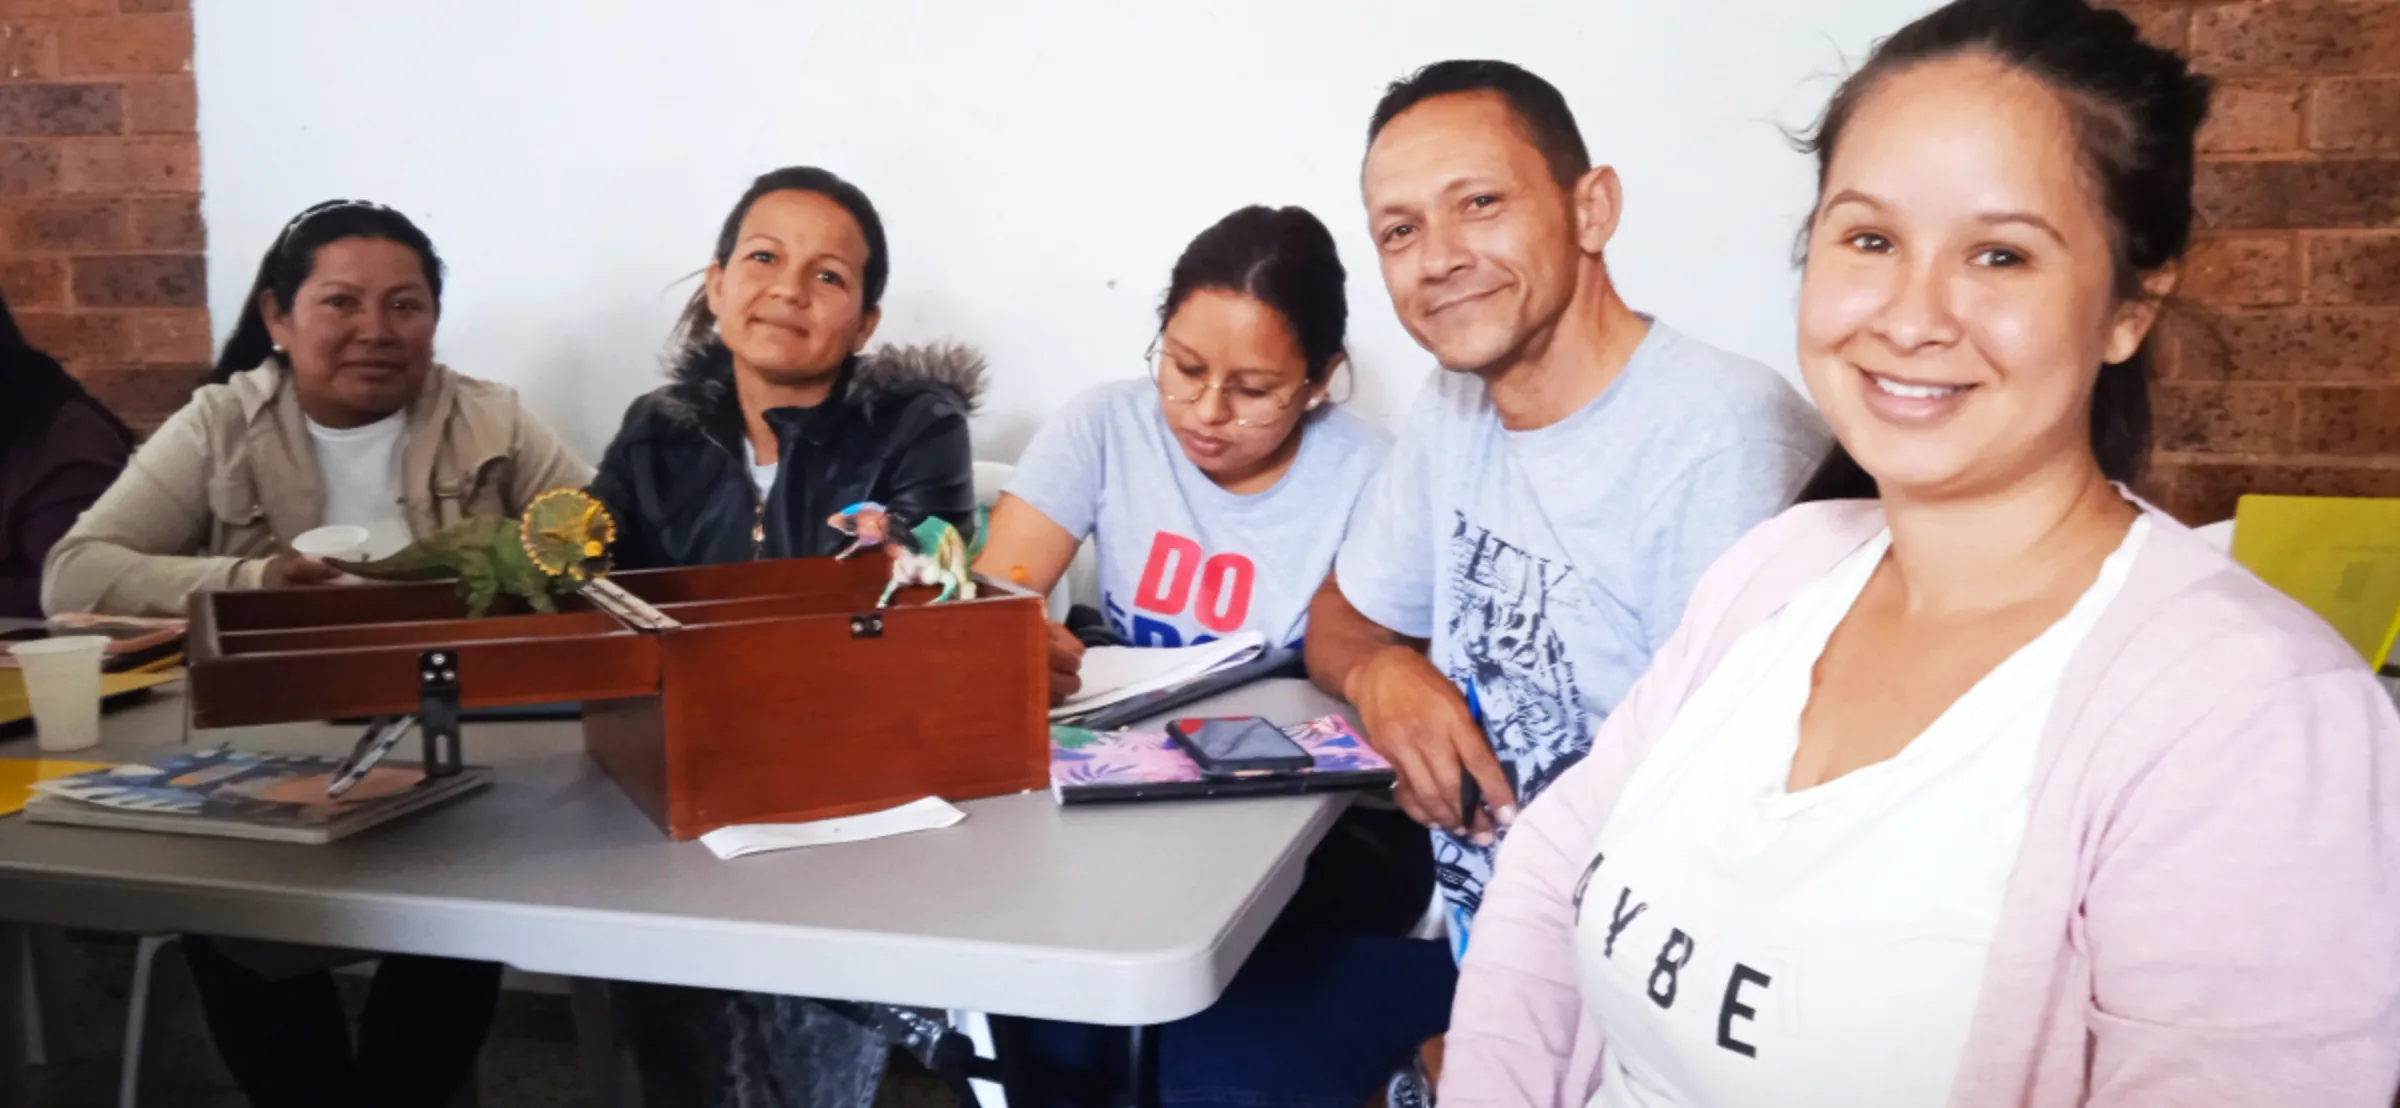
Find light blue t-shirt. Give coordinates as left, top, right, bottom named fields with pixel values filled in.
left=1335, top=320, right=1830, bottom=927
left=1006, top=380, right=1392, bottom=650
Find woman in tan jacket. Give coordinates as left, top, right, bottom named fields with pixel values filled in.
left=41, top=199, right=590, bottom=1108
left=40, top=198, right=590, bottom=619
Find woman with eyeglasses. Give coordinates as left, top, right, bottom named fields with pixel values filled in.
left=975, top=205, right=1390, bottom=678
left=993, top=207, right=1460, bottom=1106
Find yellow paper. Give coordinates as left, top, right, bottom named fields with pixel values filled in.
left=2231, top=496, right=2400, bottom=669
left=0, top=668, right=183, bottom=728
left=0, top=756, right=114, bottom=817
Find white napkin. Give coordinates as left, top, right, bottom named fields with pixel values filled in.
left=699, top=797, right=966, bottom=860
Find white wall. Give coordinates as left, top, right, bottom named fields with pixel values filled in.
left=193, top=0, right=1929, bottom=461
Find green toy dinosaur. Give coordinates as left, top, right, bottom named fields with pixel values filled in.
left=329, top=488, right=618, bottom=617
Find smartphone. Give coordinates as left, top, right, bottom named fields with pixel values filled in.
left=1166, top=716, right=1313, bottom=777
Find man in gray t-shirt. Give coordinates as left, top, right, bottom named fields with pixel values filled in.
left=1310, top=62, right=1830, bottom=946
left=1336, top=324, right=1825, bottom=931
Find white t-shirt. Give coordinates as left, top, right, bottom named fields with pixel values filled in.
left=742, top=437, right=776, bottom=500
left=1573, top=516, right=2149, bottom=1108
left=1004, top=380, right=1390, bottom=650
left=305, top=411, right=412, bottom=559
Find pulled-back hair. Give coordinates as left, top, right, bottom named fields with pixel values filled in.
left=664, top=166, right=889, bottom=389
left=1160, top=205, right=1349, bottom=385
left=1794, top=0, right=2212, bottom=501
left=209, top=200, right=444, bottom=384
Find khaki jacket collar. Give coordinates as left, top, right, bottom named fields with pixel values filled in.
left=223, top=360, right=477, bottom=541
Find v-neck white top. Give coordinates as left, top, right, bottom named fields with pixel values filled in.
left=1574, top=516, right=2149, bottom=1108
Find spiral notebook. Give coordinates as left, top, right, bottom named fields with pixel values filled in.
left=1049, top=715, right=1394, bottom=804
left=1048, top=632, right=1269, bottom=724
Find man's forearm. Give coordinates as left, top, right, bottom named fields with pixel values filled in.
left=1304, top=572, right=1417, bottom=700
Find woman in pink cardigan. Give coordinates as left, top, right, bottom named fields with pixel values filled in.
left=1438, top=1, right=2400, bottom=1105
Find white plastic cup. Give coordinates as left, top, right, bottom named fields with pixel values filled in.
left=11, top=636, right=108, bottom=752
left=290, top=525, right=370, bottom=562
left=291, top=524, right=371, bottom=585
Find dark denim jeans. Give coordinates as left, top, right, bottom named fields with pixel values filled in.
left=1016, top=933, right=1457, bottom=1108
left=615, top=985, right=966, bottom=1108
left=181, top=935, right=502, bottom=1108
left=1016, top=804, right=1456, bottom=1108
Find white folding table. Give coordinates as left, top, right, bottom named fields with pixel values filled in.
left=0, top=678, right=1358, bottom=1107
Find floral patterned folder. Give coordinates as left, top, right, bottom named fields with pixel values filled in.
left=1049, top=715, right=1395, bottom=804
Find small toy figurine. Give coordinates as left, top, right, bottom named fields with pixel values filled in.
left=827, top=501, right=975, bottom=608
left=880, top=516, right=975, bottom=607
left=828, top=501, right=894, bottom=561
left=331, top=488, right=617, bottom=617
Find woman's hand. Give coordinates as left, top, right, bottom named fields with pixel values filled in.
left=1047, top=621, right=1087, bottom=706
left=261, top=550, right=339, bottom=588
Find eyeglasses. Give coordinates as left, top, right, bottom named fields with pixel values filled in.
left=1147, top=337, right=1312, bottom=428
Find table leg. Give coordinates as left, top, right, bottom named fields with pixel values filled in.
left=2, top=923, right=29, bottom=1108
left=968, top=1012, right=1031, bottom=1108
left=1125, top=1024, right=1158, bottom=1108
left=119, top=934, right=188, bottom=1108
left=567, top=978, right=629, bottom=1108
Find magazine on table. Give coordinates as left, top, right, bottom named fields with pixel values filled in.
left=24, top=747, right=487, bottom=844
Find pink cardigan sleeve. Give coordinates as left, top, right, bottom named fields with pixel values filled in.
left=2083, top=668, right=2400, bottom=1105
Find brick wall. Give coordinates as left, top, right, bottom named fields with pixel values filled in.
left=2117, top=0, right=2400, bottom=523
left=0, top=0, right=205, bottom=435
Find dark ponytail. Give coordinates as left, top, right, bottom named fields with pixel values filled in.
left=209, top=200, right=445, bottom=385
left=1159, top=205, right=1349, bottom=386
left=1793, top=0, right=2211, bottom=501
left=664, top=167, right=888, bottom=392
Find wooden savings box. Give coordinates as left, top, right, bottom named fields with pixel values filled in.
left=185, top=558, right=1050, bottom=839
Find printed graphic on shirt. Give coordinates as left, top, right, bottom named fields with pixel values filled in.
left=1436, top=511, right=1592, bottom=916
left=1104, top=530, right=1266, bottom=648
left=1574, top=851, right=1779, bottom=1064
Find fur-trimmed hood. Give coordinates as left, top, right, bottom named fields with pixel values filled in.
left=653, top=342, right=986, bottom=432
left=847, top=341, right=987, bottom=413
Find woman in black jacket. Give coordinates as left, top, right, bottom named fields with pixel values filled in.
left=594, top=167, right=982, bottom=1108
left=0, top=291, right=132, bottom=617
left=590, top=166, right=980, bottom=569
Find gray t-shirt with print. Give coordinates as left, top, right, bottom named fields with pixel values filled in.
left=1336, top=320, right=1831, bottom=926
left=1006, top=380, right=1391, bottom=650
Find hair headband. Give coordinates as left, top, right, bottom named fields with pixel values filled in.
left=271, top=198, right=402, bottom=254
